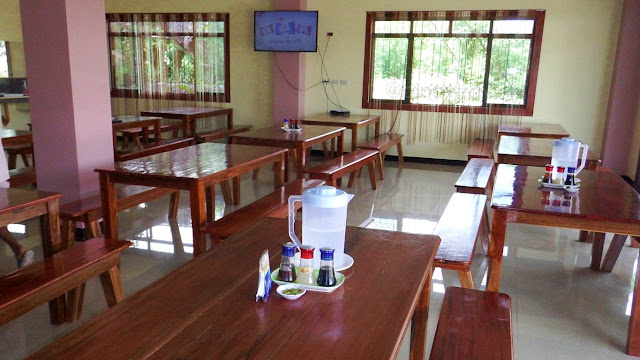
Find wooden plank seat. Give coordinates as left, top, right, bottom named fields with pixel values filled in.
left=455, top=158, right=495, bottom=253
left=8, top=166, right=36, bottom=187
left=305, top=149, right=378, bottom=189
left=201, top=179, right=325, bottom=243
left=0, top=237, right=131, bottom=326
left=433, top=192, right=487, bottom=289
left=429, top=286, right=513, bottom=360
left=467, top=138, right=495, bottom=160
left=59, top=185, right=180, bottom=246
left=194, top=125, right=253, bottom=144
left=5, top=143, right=32, bottom=169
left=114, top=137, right=194, bottom=162
left=356, top=133, right=404, bottom=180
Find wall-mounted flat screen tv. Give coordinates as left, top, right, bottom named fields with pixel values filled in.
left=254, top=11, right=318, bottom=52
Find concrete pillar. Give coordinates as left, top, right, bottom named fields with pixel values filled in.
left=20, top=0, right=113, bottom=201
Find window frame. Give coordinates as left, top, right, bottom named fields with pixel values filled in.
left=362, top=10, right=545, bottom=116
left=0, top=41, right=11, bottom=78
left=106, top=13, right=230, bottom=103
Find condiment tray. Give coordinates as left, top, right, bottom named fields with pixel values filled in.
left=538, top=177, right=580, bottom=191
left=281, top=127, right=302, bottom=132
left=272, top=268, right=345, bottom=293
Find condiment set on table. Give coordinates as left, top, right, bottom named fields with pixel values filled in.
left=282, top=118, right=302, bottom=132
left=538, top=138, right=588, bottom=193
left=256, top=186, right=354, bottom=302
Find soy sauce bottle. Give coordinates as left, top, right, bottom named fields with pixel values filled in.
left=277, top=242, right=297, bottom=282
left=317, top=247, right=336, bottom=287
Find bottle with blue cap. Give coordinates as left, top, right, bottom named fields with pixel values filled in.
left=277, top=242, right=297, bottom=282
left=317, top=247, right=337, bottom=287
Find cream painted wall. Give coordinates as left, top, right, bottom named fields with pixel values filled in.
left=106, top=0, right=276, bottom=128
left=0, top=0, right=23, bottom=42
left=304, top=0, right=623, bottom=160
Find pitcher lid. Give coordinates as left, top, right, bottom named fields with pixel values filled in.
left=302, top=186, right=353, bottom=208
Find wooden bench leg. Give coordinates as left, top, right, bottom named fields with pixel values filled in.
left=590, top=232, right=606, bottom=270
left=322, top=142, right=330, bottom=159
left=232, top=176, right=241, bottom=205
left=458, top=270, right=475, bottom=289
left=601, top=234, right=629, bottom=272
left=367, top=161, right=377, bottom=190
left=60, top=219, right=76, bottom=249
left=632, top=236, right=640, bottom=248
left=376, top=153, right=385, bottom=180
left=87, top=220, right=102, bottom=239
left=7, top=153, right=17, bottom=170
left=480, top=211, right=490, bottom=254
left=99, top=265, right=125, bottom=307
left=168, top=190, right=180, bottom=219
left=348, top=172, right=356, bottom=187
left=396, top=141, right=404, bottom=166
left=579, top=230, right=591, bottom=243
left=220, top=180, right=232, bottom=205
left=20, top=153, right=30, bottom=168
left=206, top=186, right=215, bottom=222
left=66, top=283, right=86, bottom=323
left=252, top=168, right=260, bottom=180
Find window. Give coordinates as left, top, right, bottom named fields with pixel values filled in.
left=363, top=10, right=545, bottom=116
left=0, top=41, right=9, bottom=77
left=107, top=13, right=230, bottom=102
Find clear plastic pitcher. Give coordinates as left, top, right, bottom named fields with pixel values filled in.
left=288, top=186, right=354, bottom=269
left=551, top=138, right=588, bottom=180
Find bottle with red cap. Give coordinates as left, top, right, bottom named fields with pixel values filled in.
left=297, top=245, right=316, bottom=285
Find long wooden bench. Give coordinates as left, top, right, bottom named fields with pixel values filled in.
left=59, top=185, right=180, bottom=246
left=0, top=238, right=131, bottom=326
left=201, top=179, right=324, bottom=243
left=194, top=125, right=253, bottom=144
left=114, top=137, right=194, bottom=162
left=429, top=286, right=513, bottom=360
left=357, top=133, right=404, bottom=180
left=433, top=192, right=487, bottom=289
left=467, top=138, right=495, bottom=160
left=455, top=157, right=495, bottom=253
left=305, top=149, right=378, bottom=189
left=119, top=123, right=181, bottom=148
left=8, top=166, right=36, bottom=187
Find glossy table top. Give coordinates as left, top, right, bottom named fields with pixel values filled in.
left=96, top=143, right=287, bottom=180
left=498, top=123, right=569, bottom=139
left=0, top=187, right=61, bottom=214
left=497, top=135, right=600, bottom=168
left=111, top=115, right=161, bottom=123
left=302, top=113, right=380, bottom=125
left=231, top=125, right=345, bottom=143
left=491, top=164, right=640, bottom=222
left=26, top=217, right=440, bottom=360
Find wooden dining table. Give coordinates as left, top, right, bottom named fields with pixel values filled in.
left=301, top=113, right=381, bottom=151
left=497, top=123, right=570, bottom=139
left=111, top=116, right=162, bottom=150
left=95, top=143, right=287, bottom=256
left=140, top=106, right=233, bottom=137
left=24, top=217, right=440, bottom=360
left=497, top=135, right=600, bottom=170
left=1, top=128, right=32, bottom=147
left=487, top=164, right=640, bottom=356
left=230, top=125, right=345, bottom=181
left=0, top=187, right=64, bottom=323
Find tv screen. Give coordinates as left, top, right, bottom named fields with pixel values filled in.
left=254, top=11, right=318, bottom=52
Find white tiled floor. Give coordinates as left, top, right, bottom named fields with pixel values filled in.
left=0, top=159, right=638, bottom=359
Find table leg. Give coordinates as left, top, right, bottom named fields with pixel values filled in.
left=189, top=181, right=207, bottom=256
left=374, top=119, right=381, bottom=138
left=351, top=128, right=358, bottom=152
left=42, top=198, right=65, bottom=324
left=227, top=109, right=233, bottom=129
left=409, top=265, right=432, bottom=360
left=627, top=249, right=640, bottom=355
left=274, top=152, right=285, bottom=187
left=296, top=144, right=305, bottom=179
left=601, top=234, right=629, bottom=272
left=232, top=177, right=241, bottom=205
left=2, top=103, right=10, bottom=126
left=336, top=132, right=345, bottom=187
left=99, top=172, right=118, bottom=241
left=184, top=118, right=191, bottom=137
left=487, top=210, right=507, bottom=292
left=590, top=232, right=606, bottom=270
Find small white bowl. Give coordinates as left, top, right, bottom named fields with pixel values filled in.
left=276, top=284, right=306, bottom=300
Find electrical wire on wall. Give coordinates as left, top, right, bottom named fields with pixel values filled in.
left=273, top=35, right=350, bottom=114
left=318, top=36, right=349, bottom=113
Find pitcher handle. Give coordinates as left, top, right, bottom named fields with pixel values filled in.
left=576, top=143, right=588, bottom=175
left=288, top=195, right=303, bottom=248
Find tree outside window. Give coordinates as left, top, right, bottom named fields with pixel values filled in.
left=363, top=10, right=545, bottom=116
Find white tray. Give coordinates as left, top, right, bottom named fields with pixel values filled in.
left=281, top=127, right=302, bottom=132
left=538, top=177, right=580, bottom=192
left=272, top=268, right=345, bottom=293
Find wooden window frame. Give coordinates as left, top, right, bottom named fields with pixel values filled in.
left=106, top=13, right=230, bottom=103
left=362, top=10, right=545, bottom=116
